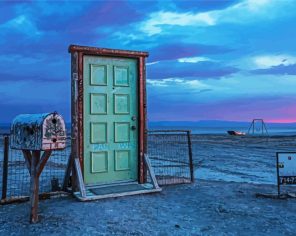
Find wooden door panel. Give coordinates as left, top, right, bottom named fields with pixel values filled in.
left=83, top=56, right=138, bottom=185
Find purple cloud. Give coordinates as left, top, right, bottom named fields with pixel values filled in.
left=148, top=95, right=296, bottom=122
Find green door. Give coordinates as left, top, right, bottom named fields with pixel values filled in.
left=83, top=55, right=138, bottom=185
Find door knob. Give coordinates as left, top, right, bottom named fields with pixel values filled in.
left=131, top=116, right=136, bottom=121
left=131, top=126, right=136, bottom=130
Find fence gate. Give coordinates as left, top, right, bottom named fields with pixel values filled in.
left=147, top=130, right=194, bottom=185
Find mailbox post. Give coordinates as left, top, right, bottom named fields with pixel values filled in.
left=10, top=112, right=66, bottom=223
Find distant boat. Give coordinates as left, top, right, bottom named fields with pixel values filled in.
left=227, top=130, right=246, bottom=136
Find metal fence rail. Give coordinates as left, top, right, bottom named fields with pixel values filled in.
left=0, top=134, right=70, bottom=204
left=147, top=130, right=194, bottom=185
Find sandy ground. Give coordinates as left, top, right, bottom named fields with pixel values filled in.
left=0, top=134, right=296, bottom=235
left=0, top=181, right=296, bottom=236
left=192, top=135, right=296, bottom=184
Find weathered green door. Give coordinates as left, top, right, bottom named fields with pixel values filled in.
left=83, top=56, right=138, bottom=185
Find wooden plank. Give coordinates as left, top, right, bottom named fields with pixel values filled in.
left=36, top=151, right=52, bottom=177
left=143, top=56, right=148, bottom=183
left=78, top=52, right=84, bottom=172
left=83, top=56, right=139, bottom=184
left=1, top=136, right=9, bottom=200
left=74, top=188, right=161, bottom=202
left=87, top=181, right=138, bottom=189
left=74, top=158, right=86, bottom=198
left=22, top=150, right=32, bottom=174
left=144, top=154, right=161, bottom=190
left=68, top=45, right=149, bottom=57
left=30, top=151, right=40, bottom=223
left=138, top=56, right=145, bottom=184
left=70, top=52, right=79, bottom=191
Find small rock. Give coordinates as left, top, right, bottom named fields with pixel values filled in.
left=216, top=205, right=228, bottom=214
left=201, top=225, right=213, bottom=232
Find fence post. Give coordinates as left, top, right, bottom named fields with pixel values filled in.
left=187, top=131, right=194, bottom=183
left=2, top=136, right=9, bottom=200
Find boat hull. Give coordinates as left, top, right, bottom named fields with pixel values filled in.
left=227, top=131, right=246, bottom=136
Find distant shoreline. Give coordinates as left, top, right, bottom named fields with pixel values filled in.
left=1, top=122, right=295, bottom=136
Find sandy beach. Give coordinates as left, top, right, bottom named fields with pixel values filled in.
left=0, top=134, right=296, bottom=235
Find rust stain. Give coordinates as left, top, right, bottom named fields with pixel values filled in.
left=78, top=52, right=84, bottom=173
left=69, top=44, right=149, bottom=58
left=138, top=56, right=146, bottom=184
left=10, top=113, right=66, bottom=151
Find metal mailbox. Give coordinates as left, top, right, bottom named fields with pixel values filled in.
left=10, top=112, right=66, bottom=151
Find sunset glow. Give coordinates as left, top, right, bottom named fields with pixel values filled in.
left=0, top=0, right=296, bottom=123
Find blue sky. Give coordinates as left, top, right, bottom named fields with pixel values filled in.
left=0, top=0, right=296, bottom=123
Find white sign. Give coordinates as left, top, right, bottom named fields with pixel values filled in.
left=277, top=152, right=296, bottom=185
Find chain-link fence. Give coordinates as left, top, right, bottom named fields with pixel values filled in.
left=0, top=134, right=70, bottom=204
left=147, top=130, right=194, bottom=185
left=0, top=130, right=194, bottom=204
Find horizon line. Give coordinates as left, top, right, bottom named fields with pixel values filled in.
left=1, top=119, right=296, bottom=125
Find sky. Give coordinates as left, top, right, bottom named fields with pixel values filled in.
left=0, top=0, right=296, bottom=123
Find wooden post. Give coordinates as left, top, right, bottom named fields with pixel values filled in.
left=74, top=158, right=86, bottom=198
left=276, top=154, right=280, bottom=197
left=1, top=136, right=9, bottom=200
left=138, top=56, right=145, bottom=184
left=187, top=131, right=194, bottom=183
left=144, top=154, right=161, bottom=190
left=20, top=150, right=53, bottom=223
left=62, top=153, right=74, bottom=191
left=30, top=151, right=40, bottom=223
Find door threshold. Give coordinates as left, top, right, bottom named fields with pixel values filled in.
left=86, top=180, right=138, bottom=189
left=73, top=182, right=161, bottom=201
